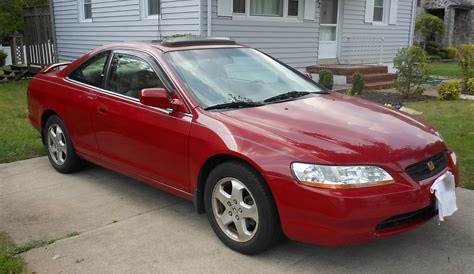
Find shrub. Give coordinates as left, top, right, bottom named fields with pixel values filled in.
left=394, top=46, right=429, bottom=98
left=318, top=69, right=334, bottom=90
left=425, top=41, right=442, bottom=56
left=415, top=14, right=444, bottom=48
left=347, top=73, right=364, bottom=96
left=0, top=49, right=7, bottom=67
left=438, top=79, right=461, bottom=100
left=447, top=47, right=458, bottom=59
left=456, top=44, right=474, bottom=93
left=467, top=77, right=474, bottom=95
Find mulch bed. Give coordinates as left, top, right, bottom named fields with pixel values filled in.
left=336, top=89, right=435, bottom=106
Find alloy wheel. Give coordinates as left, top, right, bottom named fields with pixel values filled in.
left=47, top=123, right=67, bottom=166
left=211, top=177, right=259, bottom=242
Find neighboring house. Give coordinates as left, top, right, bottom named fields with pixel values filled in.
left=417, top=0, right=474, bottom=46
left=51, top=0, right=418, bottom=69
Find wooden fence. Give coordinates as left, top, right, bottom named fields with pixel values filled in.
left=21, top=5, right=57, bottom=67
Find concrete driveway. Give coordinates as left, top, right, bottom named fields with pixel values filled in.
left=1, top=157, right=473, bottom=274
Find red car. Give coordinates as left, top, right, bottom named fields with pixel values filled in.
left=27, top=38, right=458, bottom=254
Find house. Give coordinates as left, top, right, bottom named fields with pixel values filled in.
left=417, top=0, right=473, bottom=46
left=50, top=0, right=417, bottom=71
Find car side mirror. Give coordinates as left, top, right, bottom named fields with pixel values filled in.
left=139, top=88, right=188, bottom=113
left=139, top=88, right=170, bottom=109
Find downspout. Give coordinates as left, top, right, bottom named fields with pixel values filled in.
left=49, top=0, right=58, bottom=63
left=207, top=0, right=212, bottom=37
left=408, top=0, right=417, bottom=46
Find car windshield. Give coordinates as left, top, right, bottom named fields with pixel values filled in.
left=164, top=48, right=323, bottom=109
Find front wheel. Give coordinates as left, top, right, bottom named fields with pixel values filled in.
left=43, top=115, right=84, bottom=173
left=204, top=161, right=281, bottom=254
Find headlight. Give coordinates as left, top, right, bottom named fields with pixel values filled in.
left=291, top=163, right=394, bottom=189
left=450, top=152, right=457, bottom=166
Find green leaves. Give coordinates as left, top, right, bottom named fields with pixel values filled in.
left=0, top=0, right=48, bottom=40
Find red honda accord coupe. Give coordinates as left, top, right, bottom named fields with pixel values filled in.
left=27, top=38, right=458, bottom=254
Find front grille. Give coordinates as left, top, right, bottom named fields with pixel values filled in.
left=405, top=151, right=448, bottom=182
left=376, top=204, right=437, bottom=231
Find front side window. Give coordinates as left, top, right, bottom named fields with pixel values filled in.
left=70, top=52, right=109, bottom=88
left=164, top=48, right=322, bottom=108
left=148, top=0, right=160, bottom=16
left=373, top=0, right=384, bottom=22
left=107, top=54, right=164, bottom=99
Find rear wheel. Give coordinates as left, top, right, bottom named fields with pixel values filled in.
left=204, top=161, right=281, bottom=254
left=43, top=115, right=84, bottom=173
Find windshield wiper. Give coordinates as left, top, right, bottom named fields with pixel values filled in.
left=204, top=101, right=264, bottom=111
left=263, top=91, right=313, bottom=103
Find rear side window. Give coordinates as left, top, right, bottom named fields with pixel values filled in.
left=106, top=53, right=165, bottom=99
left=69, top=51, right=109, bottom=88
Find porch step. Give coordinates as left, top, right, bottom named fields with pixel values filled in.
left=348, top=73, right=397, bottom=84
left=306, top=64, right=388, bottom=76
left=364, top=81, right=395, bottom=90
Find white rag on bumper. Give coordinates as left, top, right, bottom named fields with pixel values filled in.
left=430, top=171, right=458, bottom=221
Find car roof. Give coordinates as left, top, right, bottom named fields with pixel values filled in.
left=95, top=38, right=245, bottom=54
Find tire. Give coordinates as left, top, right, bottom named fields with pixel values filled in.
left=204, top=161, right=281, bottom=254
left=43, top=115, right=84, bottom=173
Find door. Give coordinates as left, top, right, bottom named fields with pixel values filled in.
left=319, top=0, right=340, bottom=60
left=66, top=51, right=111, bottom=158
left=94, top=50, right=192, bottom=192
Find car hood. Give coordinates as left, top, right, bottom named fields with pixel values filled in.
left=218, top=93, right=445, bottom=169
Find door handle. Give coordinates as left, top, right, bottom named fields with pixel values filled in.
left=97, top=106, right=109, bottom=115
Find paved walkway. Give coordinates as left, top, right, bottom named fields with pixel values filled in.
left=1, top=157, right=473, bottom=274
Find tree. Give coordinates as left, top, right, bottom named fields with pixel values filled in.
left=415, top=14, right=444, bottom=48
left=0, top=0, right=48, bottom=41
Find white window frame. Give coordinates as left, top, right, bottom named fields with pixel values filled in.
left=78, top=0, right=92, bottom=23
left=372, top=0, right=391, bottom=26
left=232, top=0, right=302, bottom=22
left=142, top=0, right=160, bottom=20
left=373, top=0, right=384, bottom=23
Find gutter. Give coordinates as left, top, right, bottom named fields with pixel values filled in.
left=408, top=0, right=417, bottom=46
left=207, top=0, right=212, bottom=36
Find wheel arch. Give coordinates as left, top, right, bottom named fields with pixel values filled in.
left=40, top=109, right=59, bottom=144
left=193, top=153, right=271, bottom=214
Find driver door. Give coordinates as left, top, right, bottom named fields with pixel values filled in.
left=93, top=50, right=192, bottom=192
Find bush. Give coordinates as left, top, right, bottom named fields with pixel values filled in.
left=438, top=79, right=461, bottom=100
left=447, top=47, right=458, bottom=59
left=456, top=44, right=474, bottom=93
left=318, top=69, right=334, bottom=90
left=425, top=41, right=442, bottom=56
left=467, top=77, right=474, bottom=95
left=394, top=46, right=429, bottom=98
left=0, top=49, right=7, bottom=67
left=348, top=73, right=364, bottom=96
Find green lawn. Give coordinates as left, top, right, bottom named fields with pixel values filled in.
left=0, top=80, right=45, bottom=163
left=427, top=61, right=462, bottom=77
left=407, top=100, right=474, bottom=189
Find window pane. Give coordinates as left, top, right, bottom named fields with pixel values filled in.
left=233, top=0, right=245, bottom=13
left=250, top=0, right=283, bottom=17
left=84, top=3, right=92, bottom=19
left=320, top=26, right=336, bottom=41
left=320, top=0, right=338, bottom=24
left=373, top=7, right=383, bottom=21
left=108, top=54, right=164, bottom=99
left=70, top=52, right=109, bottom=87
left=288, top=0, right=298, bottom=16
left=148, top=0, right=160, bottom=15
left=374, top=0, right=384, bottom=7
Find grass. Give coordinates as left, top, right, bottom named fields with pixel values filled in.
left=0, top=80, right=45, bottom=163
left=0, top=231, right=80, bottom=274
left=407, top=100, right=474, bottom=189
left=427, top=61, right=462, bottom=77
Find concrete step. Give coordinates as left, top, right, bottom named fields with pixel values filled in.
left=348, top=73, right=397, bottom=84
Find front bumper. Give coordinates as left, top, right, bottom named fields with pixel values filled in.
left=268, top=159, right=458, bottom=246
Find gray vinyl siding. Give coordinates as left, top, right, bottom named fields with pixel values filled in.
left=53, top=0, right=200, bottom=61
left=339, top=0, right=414, bottom=64
left=200, top=0, right=320, bottom=69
